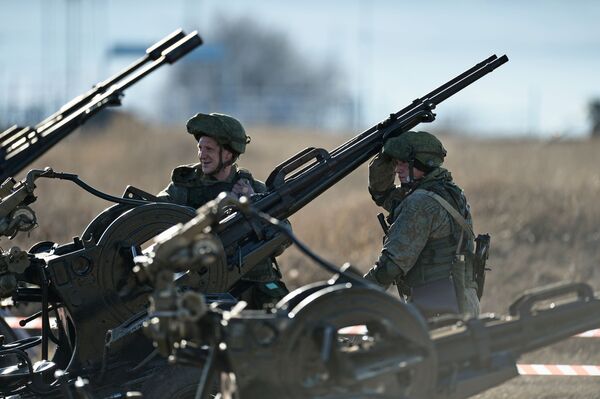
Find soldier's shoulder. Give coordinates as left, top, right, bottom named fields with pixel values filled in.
left=236, top=167, right=254, bottom=181
left=237, top=168, right=267, bottom=192
left=171, top=163, right=201, bottom=184
left=396, top=189, right=440, bottom=213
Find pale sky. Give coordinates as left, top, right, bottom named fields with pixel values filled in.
left=1, top=0, right=599, bottom=137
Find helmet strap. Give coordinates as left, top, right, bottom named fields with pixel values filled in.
left=208, top=146, right=235, bottom=178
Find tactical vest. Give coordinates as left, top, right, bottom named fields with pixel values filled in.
left=402, top=176, right=477, bottom=310
left=171, top=165, right=256, bottom=209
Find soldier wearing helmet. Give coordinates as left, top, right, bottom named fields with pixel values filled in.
left=363, top=131, right=480, bottom=317
left=158, top=113, right=289, bottom=308
left=158, top=112, right=260, bottom=205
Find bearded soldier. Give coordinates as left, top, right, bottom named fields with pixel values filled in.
left=363, top=131, right=480, bottom=317
left=158, top=112, right=289, bottom=308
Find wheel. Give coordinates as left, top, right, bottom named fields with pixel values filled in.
left=272, top=284, right=437, bottom=399
left=275, top=280, right=331, bottom=311
left=61, top=203, right=198, bottom=370
left=81, top=204, right=134, bottom=244
left=94, top=203, right=197, bottom=321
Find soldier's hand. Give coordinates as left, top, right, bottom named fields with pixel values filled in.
left=369, top=151, right=396, bottom=191
left=363, top=266, right=391, bottom=291
left=232, top=178, right=255, bottom=198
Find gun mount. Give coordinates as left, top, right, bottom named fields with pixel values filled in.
left=0, top=29, right=203, bottom=182
left=0, top=169, right=200, bottom=398
left=139, top=195, right=600, bottom=399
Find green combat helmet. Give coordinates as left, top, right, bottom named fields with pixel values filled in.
left=383, top=130, right=447, bottom=169
left=186, top=113, right=251, bottom=154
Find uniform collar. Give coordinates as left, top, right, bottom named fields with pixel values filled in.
left=411, top=167, right=453, bottom=191
left=194, top=163, right=239, bottom=183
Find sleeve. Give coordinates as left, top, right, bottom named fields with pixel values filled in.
left=250, top=178, right=291, bottom=256
left=365, top=195, right=436, bottom=286
left=251, top=179, right=267, bottom=194
left=156, top=182, right=187, bottom=205
left=379, top=196, right=436, bottom=275
left=368, top=152, right=408, bottom=212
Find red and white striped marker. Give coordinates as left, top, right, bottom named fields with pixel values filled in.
left=338, top=325, right=368, bottom=336
left=338, top=326, right=600, bottom=339
left=575, top=329, right=600, bottom=338
left=517, top=364, right=600, bottom=376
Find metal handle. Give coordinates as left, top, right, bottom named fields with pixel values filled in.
left=509, top=282, right=594, bottom=317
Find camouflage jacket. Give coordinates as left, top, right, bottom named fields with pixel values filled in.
left=376, top=171, right=470, bottom=278
left=157, top=163, right=267, bottom=208
left=157, top=163, right=280, bottom=282
left=366, top=153, right=479, bottom=314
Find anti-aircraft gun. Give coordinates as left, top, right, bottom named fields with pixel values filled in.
left=0, top=28, right=203, bottom=395
left=137, top=194, right=600, bottom=399
left=0, top=55, right=508, bottom=397
left=0, top=29, right=202, bottom=181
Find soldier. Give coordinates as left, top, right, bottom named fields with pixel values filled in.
left=158, top=112, right=289, bottom=308
left=363, top=131, right=480, bottom=317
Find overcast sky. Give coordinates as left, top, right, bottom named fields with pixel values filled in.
left=1, top=0, right=599, bottom=137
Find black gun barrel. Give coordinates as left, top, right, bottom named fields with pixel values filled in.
left=0, top=29, right=201, bottom=181
left=261, top=55, right=508, bottom=218
left=329, top=54, right=499, bottom=157
left=0, top=29, right=186, bottom=146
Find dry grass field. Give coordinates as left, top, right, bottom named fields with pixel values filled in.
left=7, top=113, right=600, bottom=397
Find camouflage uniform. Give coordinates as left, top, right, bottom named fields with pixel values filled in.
left=365, top=132, right=480, bottom=317
left=158, top=163, right=266, bottom=210
left=157, top=113, right=289, bottom=308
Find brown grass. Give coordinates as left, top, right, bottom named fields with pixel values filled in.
left=10, top=113, right=600, bottom=314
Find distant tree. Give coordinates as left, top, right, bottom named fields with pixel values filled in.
left=589, top=99, right=600, bottom=138
left=163, top=16, right=354, bottom=129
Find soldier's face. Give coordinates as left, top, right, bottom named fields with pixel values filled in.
left=197, top=136, right=233, bottom=174
left=394, top=160, right=424, bottom=183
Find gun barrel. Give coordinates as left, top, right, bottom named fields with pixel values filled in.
left=262, top=54, right=509, bottom=219
left=0, top=29, right=202, bottom=181
left=330, top=54, right=500, bottom=157
left=0, top=29, right=202, bottom=180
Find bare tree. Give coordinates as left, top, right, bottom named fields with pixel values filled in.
left=163, top=16, right=353, bottom=129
